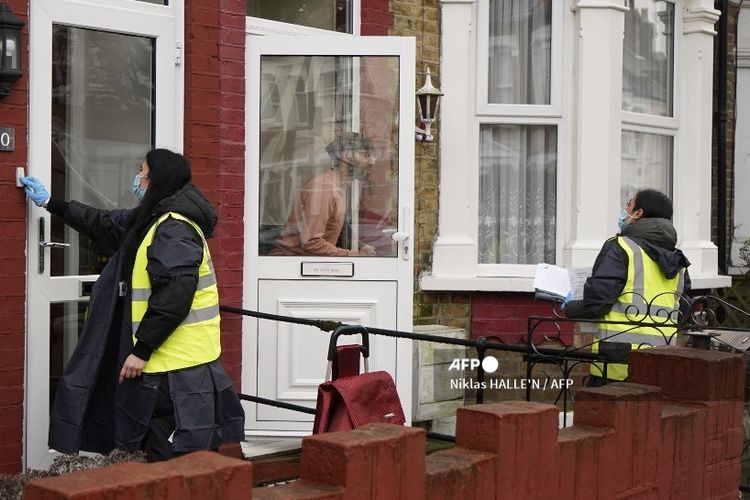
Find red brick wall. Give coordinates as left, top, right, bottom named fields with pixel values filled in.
left=472, top=292, right=574, bottom=344
left=361, top=0, right=394, bottom=35
left=0, top=0, right=28, bottom=475
left=26, top=348, right=745, bottom=499
left=184, top=0, right=247, bottom=387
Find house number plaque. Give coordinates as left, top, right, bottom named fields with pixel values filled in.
left=0, top=127, right=14, bottom=152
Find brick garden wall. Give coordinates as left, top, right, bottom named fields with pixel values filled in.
left=26, top=347, right=745, bottom=499
left=184, top=0, right=247, bottom=387
left=471, top=293, right=574, bottom=343
left=0, top=0, right=28, bottom=475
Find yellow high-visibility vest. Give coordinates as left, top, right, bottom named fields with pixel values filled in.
left=131, top=212, right=221, bottom=373
left=591, top=236, right=685, bottom=381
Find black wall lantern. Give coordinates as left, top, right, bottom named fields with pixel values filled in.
left=0, top=3, right=23, bottom=97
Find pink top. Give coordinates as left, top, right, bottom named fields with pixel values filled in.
left=271, top=169, right=362, bottom=256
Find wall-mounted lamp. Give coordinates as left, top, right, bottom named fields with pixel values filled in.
left=415, top=67, right=442, bottom=142
left=0, top=3, right=23, bottom=97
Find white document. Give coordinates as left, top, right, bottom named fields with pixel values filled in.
left=568, top=268, right=591, bottom=300
left=533, top=263, right=570, bottom=300
left=533, top=263, right=591, bottom=302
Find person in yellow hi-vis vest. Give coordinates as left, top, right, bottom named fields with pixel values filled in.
left=563, top=189, right=691, bottom=386
left=20, top=149, right=244, bottom=462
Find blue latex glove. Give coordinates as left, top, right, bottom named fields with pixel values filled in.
left=561, top=291, right=574, bottom=310
left=19, top=176, right=50, bottom=207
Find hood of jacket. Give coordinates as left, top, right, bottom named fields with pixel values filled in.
left=620, top=217, right=690, bottom=279
left=150, top=183, right=217, bottom=238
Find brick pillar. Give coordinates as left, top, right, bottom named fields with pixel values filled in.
left=0, top=0, right=28, bottom=475
left=556, top=425, right=616, bottom=500
left=658, top=405, right=707, bottom=499
left=25, top=452, right=253, bottom=499
left=455, top=401, right=559, bottom=500
left=425, top=447, right=496, bottom=500
left=575, top=383, right=663, bottom=498
left=298, top=424, right=425, bottom=499
left=629, top=347, right=745, bottom=500
left=184, top=0, right=247, bottom=386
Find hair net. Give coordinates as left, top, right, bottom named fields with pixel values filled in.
left=325, top=132, right=373, bottom=163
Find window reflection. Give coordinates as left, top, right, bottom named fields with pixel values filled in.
left=49, top=302, right=86, bottom=411
left=248, top=0, right=352, bottom=33
left=258, top=56, right=400, bottom=258
left=51, top=26, right=155, bottom=276
left=621, top=131, right=673, bottom=202
left=622, top=0, right=675, bottom=116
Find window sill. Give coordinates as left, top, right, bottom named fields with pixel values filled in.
left=420, top=273, right=733, bottom=292
left=689, top=274, right=732, bottom=291
left=420, top=275, right=535, bottom=292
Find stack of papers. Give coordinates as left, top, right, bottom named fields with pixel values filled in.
left=533, top=263, right=591, bottom=303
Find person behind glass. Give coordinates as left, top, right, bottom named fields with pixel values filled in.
left=270, top=132, right=378, bottom=256
left=19, top=149, right=244, bottom=462
left=563, top=189, right=691, bottom=386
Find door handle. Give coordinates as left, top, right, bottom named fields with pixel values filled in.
left=392, top=206, right=411, bottom=260
left=38, top=217, right=70, bottom=274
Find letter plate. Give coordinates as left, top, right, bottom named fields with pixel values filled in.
left=301, top=262, right=354, bottom=277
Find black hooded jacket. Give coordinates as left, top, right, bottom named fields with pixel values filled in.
left=46, top=184, right=243, bottom=454
left=564, top=218, right=691, bottom=319
left=48, top=183, right=217, bottom=361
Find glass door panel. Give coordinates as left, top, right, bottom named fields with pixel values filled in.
left=258, top=55, right=400, bottom=258
left=49, top=302, right=86, bottom=410
left=50, top=26, right=155, bottom=277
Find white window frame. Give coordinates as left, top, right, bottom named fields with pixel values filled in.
left=475, top=0, right=567, bottom=279
left=475, top=0, right=564, bottom=117
left=423, top=0, right=571, bottom=291
left=621, top=0, right=681, bottom=197
left=473, top=115, right=567, bottom=278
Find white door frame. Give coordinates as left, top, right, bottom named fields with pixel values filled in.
left=242, top=35, right=416, bottom=435
left=26, top=0, right=183, bottom=469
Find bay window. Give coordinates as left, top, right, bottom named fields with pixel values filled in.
left=426, top=0, right=727, bottom=291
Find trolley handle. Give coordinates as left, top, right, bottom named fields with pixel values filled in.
left=326, top=325, right=370, bottom=362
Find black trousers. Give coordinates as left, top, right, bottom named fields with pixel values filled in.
left=142, top=374, right=177, bottom=463
left=585, top=374, right=609, bottom=387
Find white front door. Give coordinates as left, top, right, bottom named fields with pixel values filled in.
left=26, top=0, right=182, bottom=469
left=243, top=36, right=415, bottom=434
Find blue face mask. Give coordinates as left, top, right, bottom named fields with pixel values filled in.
left=132, top=173, right=147, bottom=201
left=617, top=210, right=631, bottom=231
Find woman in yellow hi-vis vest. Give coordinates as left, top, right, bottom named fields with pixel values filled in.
left=563, top=189, right=691, bottom=386
left=20, top=149, right=244, bottom=462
